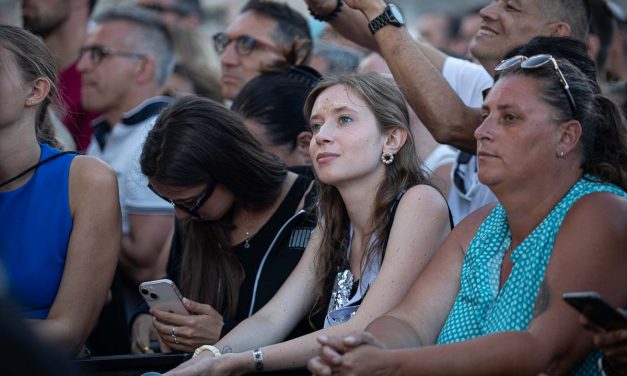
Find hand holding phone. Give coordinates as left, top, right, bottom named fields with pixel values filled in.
left=563, top=291, right=627, bottom=331
left=139, top=279, right=189, bottom=315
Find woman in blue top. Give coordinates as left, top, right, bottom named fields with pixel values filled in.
left=309, top=56, right=627, bottom=375
left=0, top=25, right=120, bottom=357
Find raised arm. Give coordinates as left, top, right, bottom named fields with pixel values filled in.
left=30, top=156, right=121, bottom=356
left=168, top=184, right=450, bottom=375
left=306, top=0, right=486, bottom=152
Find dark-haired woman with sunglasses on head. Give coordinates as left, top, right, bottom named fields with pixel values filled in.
left=309, top=55, right=627, bottom=376
left=130, top=96, right=316, bottom=355
left=0, top=25, right=120, bottom=357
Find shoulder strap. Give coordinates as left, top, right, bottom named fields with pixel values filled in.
left=0, top=151, right=78, bottom=189
left=380, top=189, right=407, bottom=260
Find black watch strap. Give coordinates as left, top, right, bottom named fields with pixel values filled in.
left=368, top=12, right=389, bottom=35
left=308, top=0, right=343, bottom=22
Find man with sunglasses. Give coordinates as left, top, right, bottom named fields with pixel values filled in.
left=80, top=7, right=175, bottom=287
left=305, top=0, right=590, bottom=224
left=215, top=0, right=311, bottom=100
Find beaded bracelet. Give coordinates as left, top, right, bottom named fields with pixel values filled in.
left=193, top=345, right=222, bottom=358
left=308, top=0, right=343, bottom=22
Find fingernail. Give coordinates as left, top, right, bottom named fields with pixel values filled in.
left=345, top=336, right=355, bottom=343
left=318, top=335, right=328, bottom=342
left=182, top=297, right=190, bottom=306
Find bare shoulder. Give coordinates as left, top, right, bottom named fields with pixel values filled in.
left=560, top=191, right=627, bottom=244
left=69, top=155, right=118, bottom=188
left=399, top=184, right=448, bottom=212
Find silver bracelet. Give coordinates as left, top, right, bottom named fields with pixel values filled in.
left=252, top=348, right=264, bottom=372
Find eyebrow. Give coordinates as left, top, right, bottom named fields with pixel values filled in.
left=310, top=105, right=358, bottom=118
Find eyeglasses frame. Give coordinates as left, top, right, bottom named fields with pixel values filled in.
left=79, top=45, right=147, bottom=65
left=212, top=32, right=282, bottom=56
left=147, top=181, right=216, bottom=218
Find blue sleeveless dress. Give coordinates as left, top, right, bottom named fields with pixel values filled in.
left=436, top=176, right=626, bottom=375
left=0, top=144, right=77, bottom=319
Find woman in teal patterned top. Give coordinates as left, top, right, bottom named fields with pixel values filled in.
left=308, top=55, right=627, bottom=376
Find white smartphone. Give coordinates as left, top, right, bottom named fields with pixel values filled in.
left=139, top=279, right=189, bottom=315
left=563, top=291, right=627, bottom=331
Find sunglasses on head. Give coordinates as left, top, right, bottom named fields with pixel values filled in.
left=147, top=181, right=216, bottom=218
left=495, top=54, right=577, bottom=117
left=79, top=45, right=146, bottom=65
left=212, top=32, right=281, bottom=56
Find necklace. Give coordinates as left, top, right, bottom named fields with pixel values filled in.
left=0, top=151, right=77, bottom=189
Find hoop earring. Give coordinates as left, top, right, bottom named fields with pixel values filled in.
left=381, top=152, right=394, bottom=165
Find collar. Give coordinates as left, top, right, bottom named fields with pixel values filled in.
left=91, top=96, right=172, bottom=150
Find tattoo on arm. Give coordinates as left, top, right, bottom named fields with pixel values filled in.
left=533, top=280, right=550, bottom=318
left=222, top=346, right=233, bottom=354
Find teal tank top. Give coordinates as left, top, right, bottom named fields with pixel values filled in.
left=436, top=176, right=626, bottom=375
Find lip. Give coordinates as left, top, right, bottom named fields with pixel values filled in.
left=316, top=152, right=340, bottom=163
left=221, top=74, right=241, bottom=84
left=476, top=25, right=499, bottom=37
left=477, top=150, right=498, bottom=159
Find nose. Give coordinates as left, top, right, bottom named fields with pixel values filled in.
left=474, top=114, right=494, bottom=142
left=219, top=41, right=240, bottom=67
left=76, top=49, right=92, bottom=73
left=478, top=2, right=500, bottom=21
left=313, top=122, right=334, bottom=145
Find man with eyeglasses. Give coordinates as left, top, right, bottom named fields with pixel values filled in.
left=305, top=0, right=590, bottom=225
left=215, top=0, right=312, bottom=100
left=21, top=0, right=99, bottom=151
left=79, top=7, right=175, bottom=288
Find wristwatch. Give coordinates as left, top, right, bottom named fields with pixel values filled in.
left=368, top=4, right=405, bottom=35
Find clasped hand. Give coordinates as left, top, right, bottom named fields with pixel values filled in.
left=308, top=331, right=395, bottom=376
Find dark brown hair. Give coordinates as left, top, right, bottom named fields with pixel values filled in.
left=140, top=96, right=287, bottom=318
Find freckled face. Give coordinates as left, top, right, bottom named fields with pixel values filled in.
left=309, top=85, right=387, bottom=187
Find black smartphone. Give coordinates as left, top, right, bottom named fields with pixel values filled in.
left=563, top=291, right=627, bottom=331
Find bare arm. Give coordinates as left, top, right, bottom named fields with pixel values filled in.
left=120, top=213, right=174, bottom=284
left=168, top=185, right=451, bottom=375
left=322, top=193, right=627, bottom=375
left=30, top=156, right=121, bottom=356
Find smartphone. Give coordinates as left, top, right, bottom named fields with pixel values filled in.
left=563, top=291, right=627, bottom=330
left=139, top=279, right=189, bottom=315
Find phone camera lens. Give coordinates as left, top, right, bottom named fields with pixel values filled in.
left=140, top=289, right=149, bottom=295
left=150, top=292, right=159, bottom=299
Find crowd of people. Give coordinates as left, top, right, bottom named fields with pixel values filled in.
left=1, top=0, right=626, bottom=375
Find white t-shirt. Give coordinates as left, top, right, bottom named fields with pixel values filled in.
left=441, top=57, right=496, bottom=225
left=87, top=97, right=174, bottom=234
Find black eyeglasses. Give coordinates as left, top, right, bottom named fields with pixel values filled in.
left=495, top=54, right=577, bottom=116
left=79, top=45, right=147, bottom=65
left=212, top=32, right=281, bottom=56
left=147, top=181, right=216, bottom=218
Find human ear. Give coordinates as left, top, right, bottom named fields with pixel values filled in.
left=25, top=77, right=51, bottom=107
left=135, top=57, right=156, bottom=85
left=296, top=131, right=312, bottom=164
left=383, top=126, right=408, bottom=155
left=557, top=120, right=582, bottom=157
left=549, top=22, right=572, bottom=38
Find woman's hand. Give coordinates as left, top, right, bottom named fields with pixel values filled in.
left=308, top=332, right=390, bottom=376
left=593, top=328, right=627, bottom=374
left=131, top=313, right=157, bottom=354
left=152, top=298, right=224, bottom=353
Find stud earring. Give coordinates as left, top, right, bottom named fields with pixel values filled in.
left=381, top=151, right=394, bottom=165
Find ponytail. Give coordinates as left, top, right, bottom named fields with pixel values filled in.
left=582, top=94, right=627, bottom=191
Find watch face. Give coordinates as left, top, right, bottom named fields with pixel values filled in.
left=388, top=4, right=405, bottom=25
